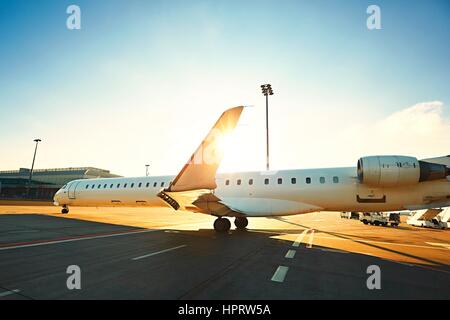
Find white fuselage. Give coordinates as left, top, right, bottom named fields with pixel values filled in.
left=53, top=166, right=450, bottom=217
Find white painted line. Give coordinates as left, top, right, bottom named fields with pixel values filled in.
left=383, top=258, right=415, bottom=267
left=0, top=289, right=20, bottom=298
left=132, top=245, right=187, bottom=261
left=271, top=266, right=289, bottom=283
left=0, top=229, right=160, bottom=251
left=285, top=249, right=296, bottom=259
left=311, top=235, right=450, bottom=251
left=292, top=229, right=310, bottom=247
left=354, top=251, right=375, bottom=256
left=319, top=248, right=348, bottom=254
left=307, top=229, right=315, bottom=248
left=426, top=242, right=450, bottom=249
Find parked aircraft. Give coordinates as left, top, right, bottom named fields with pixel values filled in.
left=54, top=106, right=450, bottom=232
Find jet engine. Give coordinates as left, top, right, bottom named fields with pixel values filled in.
left=357, top=155, right=449, bottom=187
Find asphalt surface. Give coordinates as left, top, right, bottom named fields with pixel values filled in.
left=0, top=206, right=449, bottom=299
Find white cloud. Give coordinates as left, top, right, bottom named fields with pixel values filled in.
left=339, top=101, right=450, bottom=161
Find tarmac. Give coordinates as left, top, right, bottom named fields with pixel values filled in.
left=0, top=206, right=449, bottom=299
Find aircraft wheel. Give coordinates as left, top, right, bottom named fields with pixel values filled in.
left=61, top=206, right=69, bottom=214
left=214, top=218, right=231, bottom=233
left=234, top=217, right=248, bottom=230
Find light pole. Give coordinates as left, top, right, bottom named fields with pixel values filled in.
left=29, top=139, right=41, bottom=183
left=145, top=164, right=150, bottom=177
left=261, top=84, right=274, bottom=171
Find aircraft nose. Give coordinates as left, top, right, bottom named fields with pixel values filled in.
left=53, top=189, right=62, bottom=205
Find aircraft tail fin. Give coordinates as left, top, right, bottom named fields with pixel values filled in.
left=166, top=106, right=244, bottom=193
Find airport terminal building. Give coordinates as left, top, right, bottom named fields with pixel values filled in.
left=0, top=167, right=121, bottom=201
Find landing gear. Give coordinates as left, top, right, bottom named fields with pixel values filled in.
left=214, top=217, right=231, bottom=233
left=234, top=217, right=248, bottom=230
left=61, top=205, right=69, bottom=214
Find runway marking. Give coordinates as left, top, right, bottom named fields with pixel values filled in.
left=271, top=266, right=289, bottom=283
left=383, top=258, right=415, bottom=267
left=285, top=249, right=296, bottom=259
left=292, top=229, right=310, bottom=247
left=310, top=235, right=450, bottom=251
left=0, top=289, right=20, bottom=298
left=132, top=245, right=187, bottom=261
left=306, top=229, right=315, bottom=248
left=319, top=248, right=348, bottom=254
left=0, top=229, right=160, bottom=251
left=426, top=242, right=450, bottom=249
left=353, top=251, right=374, bottom=256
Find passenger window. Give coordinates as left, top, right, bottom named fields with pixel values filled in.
left=110, top=184, right=113, bottom=188
left=103, top=184, right=107, bottom=188
left=161, top=182, right=164, bottom=187
left=91, top=184, right=95, bottom=189
left=138, top=182, right=142, bottom=188
left=124, top=183, right=127, bottom=188
left=278, top=178, right=282, bottom=184
left=131, top=183, right=134, bottom=188
left=86, top=185, right=89, bottom=189
left=291, top=178, right=296, bottom=184
left=306, top=177, right=311, bottom=184
left=225, top=180, right=230, bottom=186
left=320, top=177, right=325, bottom=184
left=153, top=182, right=157, bottom=187
left=333, top=176, right=339, bottom=183
left=264, top=178, right=269, bottom=185
left=97, top=184, right=101, bottom=189
left=146, top=182, right=150, bottom=187
left=237, top=179, right=241, bottom=185
left=117, top=183, right=120, bottom=188
left=249, top=179, right=253, bottom=185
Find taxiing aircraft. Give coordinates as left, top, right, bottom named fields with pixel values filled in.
left=54, top=106, right=450, bottom=232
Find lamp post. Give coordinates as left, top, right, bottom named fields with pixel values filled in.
left=145, top=164, right=150, bottom=177
left=260, top=84, right=274, bottom=171
left=29, top=139, right=41, bottom=183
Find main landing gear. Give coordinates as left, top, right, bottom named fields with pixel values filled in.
left=61, top=205, right=69, bottom=214
left=213, top=217, right=248, bottom=232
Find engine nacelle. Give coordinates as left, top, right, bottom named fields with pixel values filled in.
left=357, top=155, right=449, bottom=187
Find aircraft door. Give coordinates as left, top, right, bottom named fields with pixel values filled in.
left=68, top=181, right=80, bottom=199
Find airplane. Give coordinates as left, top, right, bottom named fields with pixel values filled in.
left=53, top=106, right=450, bottom=232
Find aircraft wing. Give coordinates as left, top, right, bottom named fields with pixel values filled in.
left=157, top=106, right=244, bottom=214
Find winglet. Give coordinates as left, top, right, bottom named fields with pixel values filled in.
left=166, top=106, right=244, bottom=192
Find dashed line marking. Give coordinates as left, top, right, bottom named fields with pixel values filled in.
left=307, top=229, right=315, bottom=248
left=132, top=245, right=187, bottom=261
left=285, top=249, right=296, bottom=259
left=271, top=266, right=289, bottom=283
left=292, top=229, right=310, bottom=247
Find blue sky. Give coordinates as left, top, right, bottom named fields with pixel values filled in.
left=0, top=0, right=449, bottom=176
